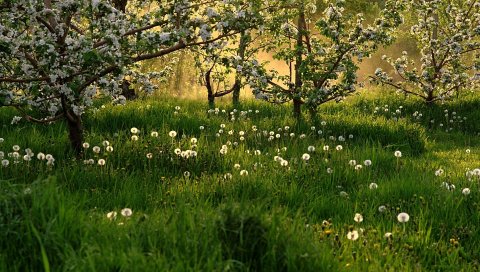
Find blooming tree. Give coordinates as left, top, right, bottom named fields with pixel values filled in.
left=0, top=0, right=262, bottom=154
left=371, top=0, right=480, bottom=104
left=195, top=30, right=252, bottom=108
left=241, top=0, right=404, bottom=118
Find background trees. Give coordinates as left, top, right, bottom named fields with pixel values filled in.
left=0, top=0, right=262, bottom=153
left=371, top=0, right=480, bottom=104
left=240, top=0, right=404, bottom=118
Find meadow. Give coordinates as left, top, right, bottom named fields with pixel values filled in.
left=1, top=89, right=480, bottom=271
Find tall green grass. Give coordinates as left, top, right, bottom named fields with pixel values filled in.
left=1, top=93, right=479, bottom=271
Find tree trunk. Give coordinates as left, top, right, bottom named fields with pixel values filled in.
left=232, top=31, right=248, bottom=106
left=205, top=69, right=215, bottom=109
left=293, top=98, right=302, bottom=119
left=66, top=111, right=84, bottom=156
left=293, top=8, right=305, bottom=119
left=426, top=90, right=435, bottom=105
left=112, top=0, right=128, bottom=12
left=121, top=80, right=136, bottom=100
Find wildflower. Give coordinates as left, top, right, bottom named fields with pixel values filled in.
left=46, top=158, right=55, bottom=166
left=107, top=211, right=117, bottom=220
left=2, top=159, right=9, bottom=167
left=308, top=146, right=315, bottom=152
left=234, top=164, right=241, bottom=169
left=102, top=140, right=110, bottom=147
left=184, top=171, right=190, bottom=178
left=355, top=165, right=363, bottom=170
left=323, top=145, right=329, bottom=151
left=37, top=152, right=45, bottom=160
left=340, top=191, right=348, bottom=197
left=23, top=155, right=31, bottom=161
left=121, top=208, right=132, bottom=217
left=336, top=145, right=343, bottom=151
left=82, top=142, right=90, bottom=149
left=435, top=169, right=444, bottom=176
left=364, top=160, right=372, bottom=166
left=254, top=150, right=261, bottom=155
left=93, top=146, right=101, bottom=153
left=397, top=212, right=410, bottom=223
left=106, top=146, right=113, bottom=152
left=191, top=138, right=198, bottom=144
left=12, top=145, right=20, bottom=152
left=151, top=131, right=159, bottom=137
left=280, top=160, right=289, bottom=167
left=394, top=150, right=402, bottom=158
left=327, top=168, right=333, bottom=174
left=199, top=126, right=205, bottom=130
left=240, top=170, right=248, bottom=176
left=98, top=159, right=106, bottom=166
left=224, top=173, right=232, bottom=179
left=130, top=127, right=139, bottom=134
left=369, top=183, right=378, bottom=190
left=384, top=232, right=393, bottom=239
left=349, top=160, right=356, bottom=166
left=378, top=205, right=386, bottom=213
left=466, top=149, right=471, bottom=154
left=169, top=131, right=177, bottom=138
left=354, top=213, right=363, bottom=223
left=302, top=153, right=311, bottom=161
left=131, top=135, right=139, bottom=141
left=0, top=138, right=3, bottom=143
left=45, top=154, right=53, bottom=161
left=462, top=188, right=471, bottom=196
left=347, top=230, right=359, bottom=241
left=146, top=153, right=153, bottom=159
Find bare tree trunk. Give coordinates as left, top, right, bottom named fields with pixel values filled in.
left=206, top=70, right=215, bottom=109
left=293, top=9, right=305, bottom=119
left=232, top=31, right=248, bottom=106
left=112, top=0, right=128, bottom=12
left=121, top=80, right=136, bottom=100
left=66, top=111, right=84, bottom=156
left=293, top=98, right=302, bottom=118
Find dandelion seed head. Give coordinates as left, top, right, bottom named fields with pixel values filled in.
left=121, top=208, right=132, bottom=217
left=397, top=212, right=410, bottom=223
left=354, top=213, right=363, bottom=223
left=347, top=230, right=359, bottom=241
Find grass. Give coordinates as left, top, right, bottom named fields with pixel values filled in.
left=1, top=90, right=480, bottom=271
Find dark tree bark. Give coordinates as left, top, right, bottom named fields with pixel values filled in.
left=66, top=110, right=84, bottom=156
left=112, top=0, right=128, bottom=12
left=293, top=9, right=306, bottom=119
left=232, top=31, right=248, bottom=106
left=121, top=80, right=137, bottom=100
left=206, top=69, right=215, bottom=109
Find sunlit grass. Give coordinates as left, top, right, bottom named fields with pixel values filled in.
left=1, top=92, right=480, bottom=271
